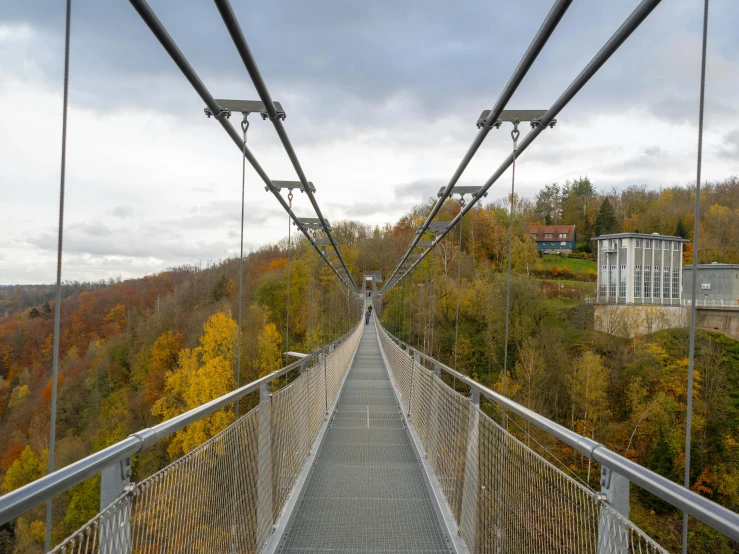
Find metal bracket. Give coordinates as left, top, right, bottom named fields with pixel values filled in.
left=204, top=99, right=286, bottom=121
left=100, top=457, right=132, bottom=510
left=476, top=109, right=555, bottom=129
left=437, top=186, right=488, bottom=199
left=422, top=221, right=452, bottom=234
left=298, top=217, right=331, bottom=231
left=269, top=180, right=317, bottom=194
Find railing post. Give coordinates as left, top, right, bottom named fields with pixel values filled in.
left=257, top=382, right=273, bottom=546
left=408, top=350, right=418, bottom=418
left=598, top=466, right=630, bottom=554
left=99, top=457, right=132, bottom=553
left=429, top=363, right=441, bottom=462
left=321, top=351, right=329, bottom=415
left=460, top=385, right=480, bottom=552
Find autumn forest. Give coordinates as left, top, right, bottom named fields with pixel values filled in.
left=1, top=176, right=738, bottom=553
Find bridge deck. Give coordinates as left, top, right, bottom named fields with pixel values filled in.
left=279, top=319, right=453, bottom=553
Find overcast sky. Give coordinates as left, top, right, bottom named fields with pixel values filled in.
left=1, top=0, right=737, bottom=285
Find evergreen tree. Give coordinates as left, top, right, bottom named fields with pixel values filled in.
left=211, top=275, right=231, bottom=303
left=674, top=218, right=688, bottom=239
left=28, top=308, right=40, bottom=319
left=594, top=198, right=617, bottom=236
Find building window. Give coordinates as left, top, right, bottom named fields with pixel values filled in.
left=672, top=267, right=679, bottom=297
left=545, top=233, right=553, bottom=239
left=600, top=265, right=607, bottom=297
left=560, top=241, right=567, bottom=246
left=634, top=265, right=641, bottom=298
left=674, top=242, right=680, bottom=251
left=601, top=239, right=606, bottom=248
left=558, top=233, right=567, bottom=238
left=635, top=239, right=641, bottom=247
left=619, top=265, right=627, bottom=297
left=619, top=239, right=625, bottom=248
left=611, top=240, right=618, bottom=249
left=654, top=240, right=661, bottom=250
left=644, top=266, right=651, bottom=298
left=653, top=266, right=660, bottom=298
left=609, top=265, right=616, bottom=297
left=664, top=240, right=670, bottom=250
left=645, top=239, right=651, bottom=249
left=663, top=266, right=670, bottom=299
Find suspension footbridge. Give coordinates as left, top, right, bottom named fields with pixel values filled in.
left=2, top=0, right=737, bottom=552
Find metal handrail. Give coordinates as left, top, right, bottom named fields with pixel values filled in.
left=0, top=324, right=359, bottom=525
left=377, top=321, right=739, bottom=542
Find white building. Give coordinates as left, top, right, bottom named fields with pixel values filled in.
left=592, top=232, right=689, bottom=306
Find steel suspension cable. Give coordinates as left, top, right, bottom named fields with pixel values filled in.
left=380, top=0, right=662, bottom=296
left=285, top=191, right=293, bottom=362
left=494, top=125, right=521, bottom=548
left=429, top=248, right=435, bottom=356
left=501, top=122, right=520, bottom=428
left=453, top=201, right=464, bottom=371
left=409, top=273, right=414, bottom=344
left=683, top=1, right=709, bottom=551
left=234, top=114, right=249, bottom=420
left=407, top=277, right=412, bottom=344
left=229, top=114, right=247, bottom=546
left=381, top=0, right=572, bottom=290
left=45, top=1, right=71, bottom=549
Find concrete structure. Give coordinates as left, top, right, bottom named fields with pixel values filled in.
left=594, top=304, right=687, bottom=338
left=683, top=263, right=739, bottom=305
left=592, top=232, right=689, bottom=306
left=527, top=224, right=576, bottom=253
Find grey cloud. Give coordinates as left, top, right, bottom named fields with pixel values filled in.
left=718, top=129, right=739, bottom=161
left=329, top=201, right=393, bottom=218
left=7, top=0, right=734, bottom=125
left=29, top=226, right=223, bottom=261
left=110, top=205, right=134, bottom=218
left=73, top=221, right=113, bottom=237
left=179, top=200, right=279, bottom=228
left=394, top=179, right=445, bottom=202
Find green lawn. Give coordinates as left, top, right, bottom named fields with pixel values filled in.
left=541, top=278, right=596, bottom=293
left=539, top=254, right=596, bottom=276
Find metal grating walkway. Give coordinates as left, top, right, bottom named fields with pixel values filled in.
left=278, top=318, right=453, bottom=553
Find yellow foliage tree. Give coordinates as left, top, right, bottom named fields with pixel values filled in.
left=568, top=351, right=610, bottom=439
left=8, top=384, right=29, bottom=410
left=512, top=235, right=541, bottom=275
left=143, top=330, right=183, bottom=406
left=2, top=446, right=47, bottom=492
left=258, top=322, right=282, bottom=377
left=104, top=303, right=127, bottom=333
left=152, top=311, right=237, bottom=457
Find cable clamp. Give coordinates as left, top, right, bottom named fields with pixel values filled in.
left=265, top=111, right=287, bottom=122
left=204, top=107, right=233, bottom=120
left=530, top=117, right=557, bottom=129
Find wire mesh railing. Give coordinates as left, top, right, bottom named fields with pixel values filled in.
left=45, top=323, right=362, bottom=554
left=377, top=321, right=669, bottom=554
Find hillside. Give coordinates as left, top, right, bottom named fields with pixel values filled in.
left=1, top=177, right=738, bottom=553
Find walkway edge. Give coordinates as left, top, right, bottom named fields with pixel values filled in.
left=374, top=320, right=469, bottom=554
left=262, top=329, right=362, bottom=554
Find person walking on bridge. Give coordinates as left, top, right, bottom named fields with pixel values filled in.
left=365, top=308, right=371, bottom=325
